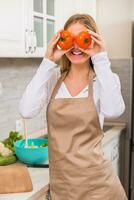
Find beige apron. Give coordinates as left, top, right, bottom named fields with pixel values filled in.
left=46, top=70, right=128, bottom=200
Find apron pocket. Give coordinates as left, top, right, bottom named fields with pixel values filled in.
left=49, top=158, right=127, bottom=200
left=86, top=160, right=127, bottom=200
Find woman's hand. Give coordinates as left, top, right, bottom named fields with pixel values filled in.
left=45, top=30, right=72, bottom=63
left=79, top=30, right=106, bottom=57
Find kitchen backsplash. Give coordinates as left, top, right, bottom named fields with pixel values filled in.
left=0, top=58, right=46, bottom=140
left=0, top=58, right=132, bottom=139
left=107, top=58, right=132, bottom=125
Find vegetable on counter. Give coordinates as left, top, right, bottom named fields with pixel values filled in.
left=0, top=142, right=13, bottom=157
left=0, top=141, right=17, bottom=166
left=40, top=143, right=48, bottom=147
left=3, top=131, right=23, bottom=153
left=0, top=155, right=17, bottom=166
left=0, top=131, right=23, bottom=166
left=26, top=142, right=48, bottom=148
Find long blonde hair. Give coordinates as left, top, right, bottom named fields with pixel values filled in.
left=59, top=14, right=99, bottom=74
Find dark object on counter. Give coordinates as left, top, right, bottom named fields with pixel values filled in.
left=45, top=187, right=51, bottom=199
left=28, top=163, right=49, bottom=168
left=43, top=184, right=51, bottom=200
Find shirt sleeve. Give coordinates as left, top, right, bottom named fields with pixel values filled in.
left=19, top=58, right=60, bottom=118
left=91, top=51, right=125, bottom=118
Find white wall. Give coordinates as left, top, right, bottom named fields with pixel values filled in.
left=96, top=0, right=132, bottom=59
left=131, top=0, right=134, bottom=20
left=0, top=59, right=46, bottom=140
left=55, top=0, right=96, bottom=31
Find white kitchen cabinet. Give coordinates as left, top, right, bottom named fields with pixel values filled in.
left=55, top=0, right=96, bottom=31
left=0, top=0, right=96, bottom=57
left=102, top=130, right=121, bottom=177
left=32, top=0, right=55, bottom=57
left=0, top=0, right=55, bottom=57
left=0, top=0, right=28, bottom=57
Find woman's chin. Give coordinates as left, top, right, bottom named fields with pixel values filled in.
left=69, top=58, right=88, bottom=65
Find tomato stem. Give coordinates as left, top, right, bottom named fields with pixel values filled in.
left=84, top=38, right=89, bottom=43
left=59, top=37, right=65, bottom=42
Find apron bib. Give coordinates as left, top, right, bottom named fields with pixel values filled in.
left=46, top=70, right=127, bottom=200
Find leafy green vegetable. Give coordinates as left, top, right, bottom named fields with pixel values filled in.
left=40, top=143, right=48, bottom=147
left=3, top=131, right=23, bottom=153
left=0, top=155, right=17, bottom=165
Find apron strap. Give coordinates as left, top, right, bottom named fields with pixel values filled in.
left=87, top=69, right=94, bottom=99
left=50, top=70, right=68, bottom=100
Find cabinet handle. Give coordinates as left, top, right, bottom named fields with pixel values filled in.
left=30, top=30, right=37, bottom=53
left=33, top=31, right=37, bottom=53
left=25, top=29, right=31, bottom=54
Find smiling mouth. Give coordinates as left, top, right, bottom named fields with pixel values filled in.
left=71, top=50, right=83, bottom=55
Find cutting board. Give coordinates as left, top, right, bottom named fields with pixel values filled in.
left=0, top=163, right=33, bottom=193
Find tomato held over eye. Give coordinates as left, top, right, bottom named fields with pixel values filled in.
left=57, top=30, right=74, bottom=50
left=75, top=31, right=92, bottom=49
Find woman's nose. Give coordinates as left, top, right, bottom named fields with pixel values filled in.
left=73, top=41, right=79, bottom=49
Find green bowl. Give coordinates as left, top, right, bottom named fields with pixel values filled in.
left=14, top=138, right=48, bottom=165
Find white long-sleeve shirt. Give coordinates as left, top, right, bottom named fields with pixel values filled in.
left=19, top=52, right=125, bottom=129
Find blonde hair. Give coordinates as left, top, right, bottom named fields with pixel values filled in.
left=59, top=14, right=99, bottom=74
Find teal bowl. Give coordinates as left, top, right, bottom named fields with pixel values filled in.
left=14, top=138, right=48, bottom=165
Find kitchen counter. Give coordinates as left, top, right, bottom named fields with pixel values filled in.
left=102, top=122, right=126, bottom=176
left=0, top=123, right=126, bottom=200
left=0, top=166, right=49, bottom=200
left=102, top=122, right=126, bottom=145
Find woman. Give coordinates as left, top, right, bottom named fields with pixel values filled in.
left=19, top=14, right=127, bottom=199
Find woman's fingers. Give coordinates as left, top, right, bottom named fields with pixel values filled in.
left=48, top=29, right=63, bottom=48
left=48, top=35, right=60, bottom=52
left=89, top=39, right=94, bottom=49
left=51, top=34, right=61, bottom=47
left=78, top=47, right=90, bottom=54
left=90, top=36, right=102, bottom=45
left=50, top=29, right=63, bottom=43
left=57, top=46, right=73, bottom=56
left=66, top=46, right=74, bottom=52
left=48, top=34, right=58, bottom=46
left=88, top=30, right=102, bottom=41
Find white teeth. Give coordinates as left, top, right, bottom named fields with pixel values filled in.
left=72, top=51, right=82, bottom=55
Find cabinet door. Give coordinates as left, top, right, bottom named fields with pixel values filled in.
left=55, top=0, right=96, bottom=31
left=0, top=0, right=55, bottom=58
left=0, top=0, right=96, bottom=57
left=31, top=0, right=55, bottom=57
left=0, top=0, right=29, bottom=57
left=30, top=0, right=44, bottom=57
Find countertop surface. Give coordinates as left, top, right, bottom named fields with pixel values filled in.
left=102, top=122, right=126, bottom=145
left=0, top=166, right=49, bottom=200
left=0, top=122, right=126, bottom=200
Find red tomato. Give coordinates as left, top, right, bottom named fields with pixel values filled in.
left=57, top=30, right=74, bottom=50
left=75, top=31, right=92, bottom=49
